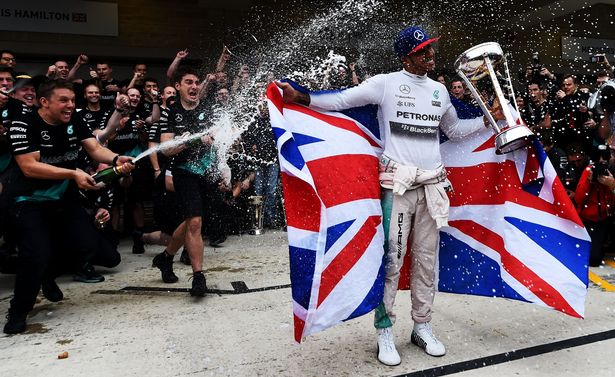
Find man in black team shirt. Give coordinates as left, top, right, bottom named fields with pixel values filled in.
left=142, top=77, right=159, bottom=116
left=101, top=87, right=159, bottom=253
left=125, top=63, right=148, bottom=93
left=94, top=62, right=124, bottom=110
left=3, top=79, right=134, bottom=334
left=0, top=67, right=17, bottom=260
left=1, top=68, right=34, bottom=260
left=78, top=83, right=112, bottom=131
left=158, top=67, right=219, bottom=296
left=524, top=81, right=552, bottom=135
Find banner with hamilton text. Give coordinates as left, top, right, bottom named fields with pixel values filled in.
left=0, top=0, right=118, bottom=36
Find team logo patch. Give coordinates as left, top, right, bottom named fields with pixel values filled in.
left=2, top=109, right=7, bottom=117
left=175, top=114, right=184, bottom=122
left=85, top=113, right=92, bottom=119
left=433, top=90, right=440, bottom=100
left=432, top=101, right=441, bottom=107
left=399, top=85, right=411, bottom=94
left=41, top=130, right=50, bottom=141
left=67, top=125, right=74, bottom=135
left=414, top=30, right=425, bottom=41
left=198, top=112, right=205, bottom=121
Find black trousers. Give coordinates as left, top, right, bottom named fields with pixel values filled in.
left=584, top=219, right=609, bottom=267
left=10, top=199, right=118, bottom=315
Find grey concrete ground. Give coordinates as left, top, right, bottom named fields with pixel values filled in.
left=1, top=230, right=614, bottom=377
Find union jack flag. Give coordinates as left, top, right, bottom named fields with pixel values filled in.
left=267, top=81, right=591, bottom=343
left=266, top=83, right=386, bottom=343
left=438, top=128, right=590, bottom=318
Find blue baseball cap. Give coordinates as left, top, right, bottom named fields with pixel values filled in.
left=394, top=26, right=440, bottom=57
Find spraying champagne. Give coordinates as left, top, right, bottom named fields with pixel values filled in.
left=92, top=162, right=132, bottom=185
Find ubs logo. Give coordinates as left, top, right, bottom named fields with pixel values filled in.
left=397, top=100, right=415, bottom=108
left=41, top=130, right=50, bottom=141
left=399, top=85, right=411, bottom=95
left=175, top=114, right=184, bottom=122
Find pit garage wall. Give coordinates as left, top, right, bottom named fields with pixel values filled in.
left=1, top=0, right=613, bottom=85
left=0, top=0, right=252, bottom=80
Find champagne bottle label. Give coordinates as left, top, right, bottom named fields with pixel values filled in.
left=92, top=166, right=121, bottom=184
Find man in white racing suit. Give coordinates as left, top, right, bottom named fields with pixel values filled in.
left=276, top=26, right=501, bottom=366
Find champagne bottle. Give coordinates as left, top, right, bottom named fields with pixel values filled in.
left=92, top=165, right=126, bottom=185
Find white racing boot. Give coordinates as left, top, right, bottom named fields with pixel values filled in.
left=411, top=322, right=446, bottom=356
left=376, top=327, right=401, bottom=366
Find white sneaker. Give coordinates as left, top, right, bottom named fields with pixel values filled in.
left=411, top=322, right=446, bottom=356
left=376, top=327, right=401, bottom=366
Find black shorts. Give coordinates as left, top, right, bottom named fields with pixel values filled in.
left=173, top=170, right=217, bottom=220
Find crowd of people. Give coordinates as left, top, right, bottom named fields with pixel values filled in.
left=0, top=47, right=283, bottom=333
left=0, top=36, right=614, bottom=344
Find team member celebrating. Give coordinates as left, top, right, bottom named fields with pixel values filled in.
left=4, top=79, right=134, bottom=334
left=158, top=67, right=220, bottom=297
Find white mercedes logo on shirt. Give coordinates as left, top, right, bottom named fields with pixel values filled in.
left=175, top=114, right=183, bottom=122
left=41, top=131, right=50, bottom=141
left=414, top=30, right=425, bottom=40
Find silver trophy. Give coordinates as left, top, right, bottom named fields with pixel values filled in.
left=248, top=195, right=264, bottom=235
left=455, top=42, right=535, bottom=154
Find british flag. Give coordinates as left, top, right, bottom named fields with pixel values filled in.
left=267, top=81, right=591, bottom=343
left=438, top=127, right=590, bottom=318
left=266, top=83, right=386, bottom=343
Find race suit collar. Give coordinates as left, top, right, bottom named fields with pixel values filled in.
left=401, top=69, right=428, bottom=81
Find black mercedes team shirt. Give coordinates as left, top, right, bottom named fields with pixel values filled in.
left=164, top=101, right=216, bottom=176
left=101, top=106, right=149, bottom=157
left=77, top=107, right=113, bottom=133
left=84, top=78, right=123, bottom=110
left=148, top=106, right=170, bottom=170
left=1, top=98, right=34, bottom=173
left=9, top=111, right=93, bottom=202
left=148, top=107, right=169, bottom=143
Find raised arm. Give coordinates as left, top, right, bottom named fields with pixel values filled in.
left=276, top=74, right=386, bottom=110
left=68, top=54, right=89, bottom=82
left=440, top=97, right=503, bottom=140
left=215, top=46, right=231, bottom=73
left=96, top=94, right=130, bottom=145
left=126, top=71, right=143, bottom=90
left=166, top=49, right=189, bottom=82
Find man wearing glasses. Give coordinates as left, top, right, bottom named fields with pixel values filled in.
left=0, top=50, right=16, bottom=68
